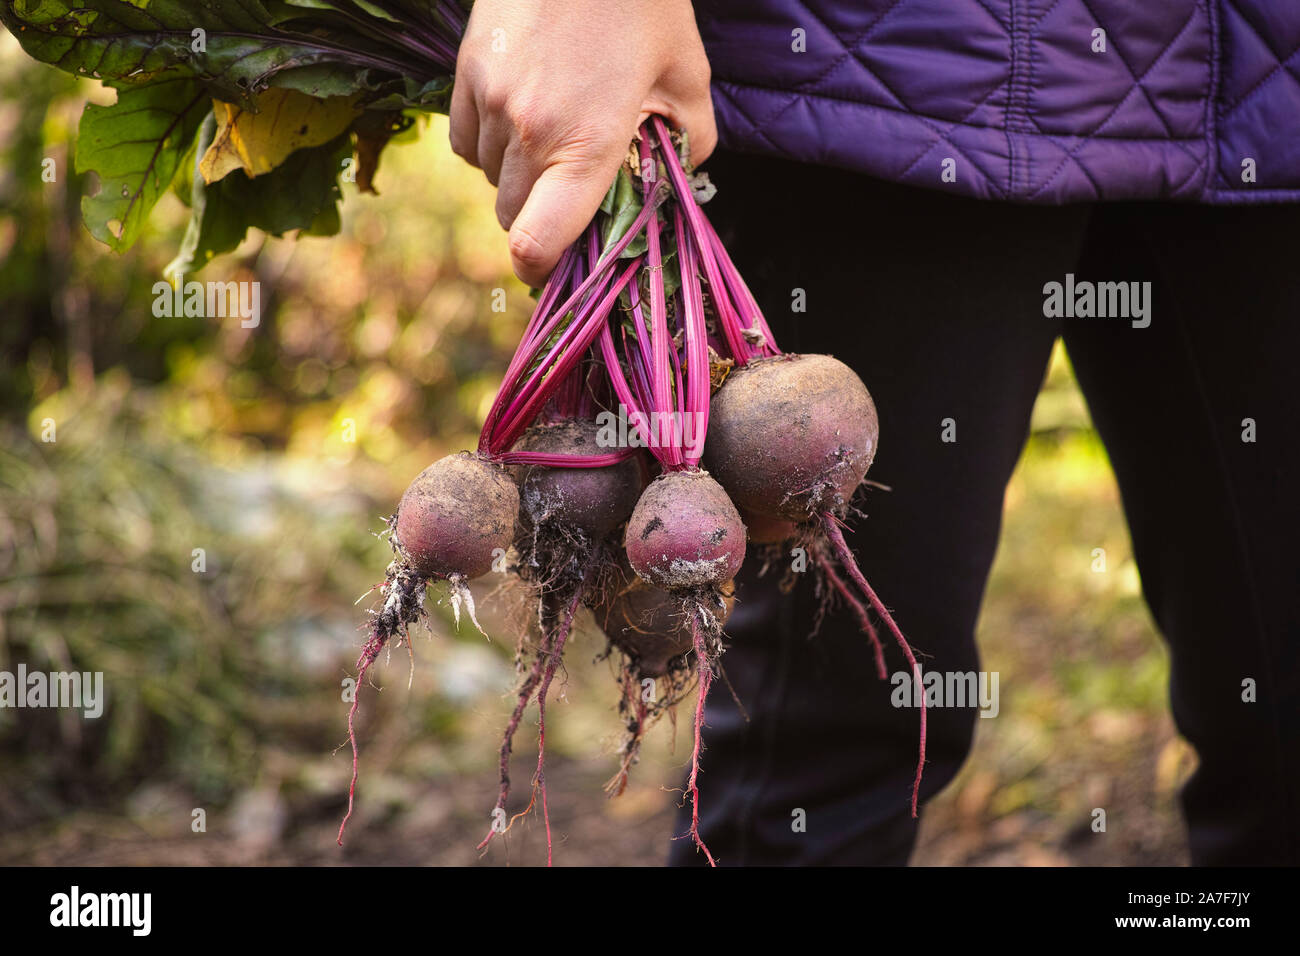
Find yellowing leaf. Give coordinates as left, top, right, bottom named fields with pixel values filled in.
left=200, top=88, right=357, bottom=184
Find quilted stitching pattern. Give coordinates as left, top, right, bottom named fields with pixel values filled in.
left=1214, top=0, right=1300, bottom=196
left=696, top=0, right=1300, bottom=202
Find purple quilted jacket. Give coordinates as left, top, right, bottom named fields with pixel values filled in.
left=696, top=0, right=1300, bottom=203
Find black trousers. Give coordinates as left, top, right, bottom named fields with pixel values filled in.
left=669, top=151, right=1300, bottom=866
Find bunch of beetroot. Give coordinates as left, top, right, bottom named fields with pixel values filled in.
left=339, top=118, right=925, bottom=866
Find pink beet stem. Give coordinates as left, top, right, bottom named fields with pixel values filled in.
left=522, top=241, right=581, bottom=347
left=666, top=317, right=686, bottom=469
left=649, top=117, right=748, bottom=363
left=481, top=192, right=662, bottom=454
left=598, top=319, right=656, bottom=451
left=641, top=136, right=672, bottom=425
left=705, top=219, right=781, bottom=359
left=651, top=116, right=781, bottom=363
left=620, top=321, right=657, bottom=432
left=626, top=277, right=656, bottom=384
left=492, top=448, right=638, bottom=468
left=495, top=258, right=643, bottom=450
left=674, top=205, right=710, bottom=468
left=478, top=241, right=583, bottom=452
left=821, top=514, right=926, bottom=818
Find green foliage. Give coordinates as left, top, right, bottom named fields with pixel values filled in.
left=601, top=167, right=645, bottom=254
left=0, top=0, right=464, bottom=269
left=167, top=115, right=351, bottom=276
left=75, top=78, right=210, bottom=251
left=0, top=0, right=455, bottom=106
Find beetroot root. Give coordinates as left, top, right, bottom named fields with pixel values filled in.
left=394, top=452, right=518, bottom=580
left=703, top=354, right=878, bottom=522
left=624, top=470, right=746, bottom=591
left=595, top=555, right=736, bottom=677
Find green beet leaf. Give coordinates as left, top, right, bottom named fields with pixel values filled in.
left=75, top=78, right=210, bottom=252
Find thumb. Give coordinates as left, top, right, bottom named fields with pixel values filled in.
left=508, top=158, right=617, bottom=288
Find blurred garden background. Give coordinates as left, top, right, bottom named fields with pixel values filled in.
left=0, top=39, right=1193, bottom=866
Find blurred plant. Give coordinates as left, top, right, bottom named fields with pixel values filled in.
left=0, top=34, right=542, bottom=838
left=0, top=37, right=523, bottom=466
left=0, top=372, right=389, bottom=821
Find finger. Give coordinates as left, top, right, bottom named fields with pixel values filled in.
left=639, top=101, right=719, bottom=171
left=476, top=106, right=511, bottom=187
left=646, top=57, right=718, bottom=167
left=448, top=64, right=480, bottom=167
left=680, top=96, right=718, bottom=168
left=494, top=137, right=537, bottom=231
left=508, top=157, right=619, bottom=287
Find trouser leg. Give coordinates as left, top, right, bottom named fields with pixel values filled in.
left=1065, top=202, right=1300, bottom=865
left=670, top=152, right=1089, bottom=864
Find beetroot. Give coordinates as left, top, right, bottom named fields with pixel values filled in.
left=737, top=504, right=799, bottom=545
left=337, top=114, right=922, bottom=864
left=394, top=452, right=518, bottom=580
left=595, top=554, right=735, bottom=805
left=702, top=353, right=927, bottom=819
left=624, top=470, right=746, bottom=591
left=703, top=354, right=878, bottom=522
left=596, top=558, right=736, bottom=678
left=620, top=468, right=746, bottom=866
left=476, top=421, right=640, bottom=858
left=511, top=419, right=643, bottom=542
left=619, top=469, right=745, bottom=864
left=340, top=451, right=519, bottom=846
left=463, top=118, right=771, bottom=864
